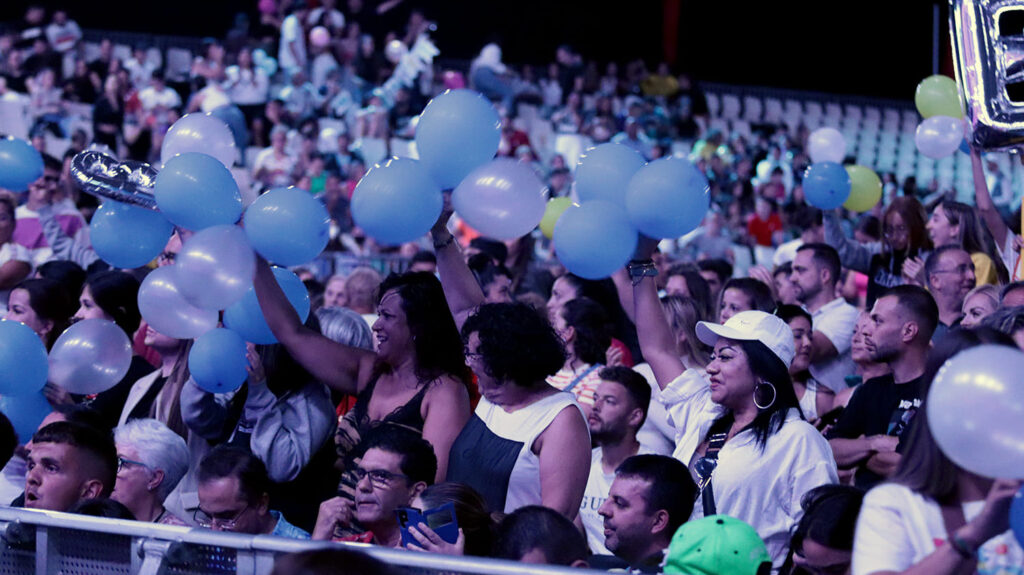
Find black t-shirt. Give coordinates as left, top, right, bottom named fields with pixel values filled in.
left=826, top=373, right=924, bottom=489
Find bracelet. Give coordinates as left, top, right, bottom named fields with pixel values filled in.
left=432, top=234, right=455, bottom=250
left=949, top=535, right=977, bottom=560
left=627, top=259, right=658, bottom=286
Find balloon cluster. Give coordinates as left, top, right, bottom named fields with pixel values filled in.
left=801, top=127, right=882, bottom=213
left=913, top=75, right=966, bottom=159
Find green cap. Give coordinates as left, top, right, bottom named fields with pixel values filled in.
left=664, top=515, right=771, bottom=575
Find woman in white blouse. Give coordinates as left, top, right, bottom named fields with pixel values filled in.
left=630, top=241, right=837, bottom=569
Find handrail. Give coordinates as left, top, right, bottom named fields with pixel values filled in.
left=0, top=506, right=613, bottom=575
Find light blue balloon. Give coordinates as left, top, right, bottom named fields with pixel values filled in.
left=244, top=187, right=330, bottom=266
left=210, top=105, right=250, bottom=151
left=0, top=320, right=48, bottom=396
left=189, top=328, right=249, bottom=393
left=0, top=137, right=44, bottom=192
left=803, top=162, right=852, bottom=210
left=414, top=89, right=501, bottom=189
left=351, top=157, right=443, bottom=246
left=154, top=152, right=242, bottom=230
left=223, top=267, right=310, bottom=345
left=626, top=157, right=709, bottom=239
left=553, top=200, right=637, bottom=280
left=91, top=201, right=174, bottom=268
left=575, top=143, right=647, bottom=206
left=0, top=392, right=52, bottom=444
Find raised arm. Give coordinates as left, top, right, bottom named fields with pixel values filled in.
left=631, top=237, right=686, bottom=389
left=824, top=210, right=877, bottom=274
left=253, top=257, right=375, bottom=394
left=429, top=200, right=485, bottom=331
left=970, top=147, right=1010, bottom=250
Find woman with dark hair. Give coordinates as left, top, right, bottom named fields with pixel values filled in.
left=6, top=278, right=74, bottom=349
left=783, top=484, right=865, bottom=575
left=717, top=277, right=776, bottom=323
left=927, top=200, right=1009, bottom=286
left=825, top=196, right=932, bottom=308
left=0, top=192, right=32, bottom=310
left=61, top=271, right=155, bottom=427
left=403, top=482, right=497, bottom=557
left=254, top=260, right=472, bottom=494
left=547, top=297, right=611, bottom=414
left=852, top=328, right=1022, bottom=575
left=630, top=240, right=837, bottom=569
left=549, top=272, right=639, bottom=365
left=775, top=304, right=834, bottom=423
left=431, top=214, right=591, bottom=520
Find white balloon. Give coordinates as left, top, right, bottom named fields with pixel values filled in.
left=49, top=319, right=132, bottom=395
left=175, top=225, right=256, bottom=311
left=928, top=345, right=1024, bottom=479
left=138, top=266, right=218, bottom=339
left=915, top=116, right=964, bottom=160
left=807, top=127, right=847, bottom=164
left=160, top=113, right=238, bottom=168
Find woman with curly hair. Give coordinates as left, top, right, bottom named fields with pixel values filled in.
left=431, top=212, right=590, bottom=520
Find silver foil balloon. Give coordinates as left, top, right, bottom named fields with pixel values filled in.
left=950, top=0, right=1024, bottom=150
left=69, top=150, right=159, bottom=210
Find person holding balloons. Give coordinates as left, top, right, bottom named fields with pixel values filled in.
left=253, top=258, right=472, bottom=506
left=824, top=196, right=932, bottom=309
left=852, top=331, right=1024, bottom=575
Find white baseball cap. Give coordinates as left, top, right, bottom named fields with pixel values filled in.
left=696, top=310, right=796, bottom=368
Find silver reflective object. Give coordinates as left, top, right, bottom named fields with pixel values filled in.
left=69, top=150, right=159, bottom=210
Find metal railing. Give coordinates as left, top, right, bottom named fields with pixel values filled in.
left=0, top=506, right=611, bottom=575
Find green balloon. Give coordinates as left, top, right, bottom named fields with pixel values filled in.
left=843, top=165, right=882, bottom=213
left=915, top=75, right=963, bottom=119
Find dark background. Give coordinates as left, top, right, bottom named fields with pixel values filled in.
left=2, top=0, right=946, bottom=100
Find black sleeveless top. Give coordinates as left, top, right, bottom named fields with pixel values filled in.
left=335, top=375, right=432, bottom=500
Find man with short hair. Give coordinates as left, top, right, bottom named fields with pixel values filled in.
left=578, top=367, right=653, bottom=556
left=697, top=259, right=732, bottom=303
left=25, top=421, right=117, bottom=511
left=924, top=245, right=975, bottom=341
left=312, top=428, right=435, bottom=546
left=790, top=243, right=859, bottom=393
left=494, top=505, right=590, bottom=567
left=196, top=445, right=309, bottom=538
left=827, top=285, right=937, bottom=489
left=1001, top=280, right=1024, bottom=307
left=591, top=454, right=697, bottom=572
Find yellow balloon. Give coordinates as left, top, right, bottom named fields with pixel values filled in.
left=843, top=165, right=882, bottom=212
left=540, top=197, right=575, bottom=239
left=915, top=75, right=963, bottom=119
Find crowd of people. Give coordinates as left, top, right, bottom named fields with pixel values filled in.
left=1, top=2, right=1024, bottom=575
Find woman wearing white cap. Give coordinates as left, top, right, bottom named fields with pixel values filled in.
left=628, top=242, right=838, bottom=570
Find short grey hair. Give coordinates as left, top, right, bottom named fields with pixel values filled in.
left=316, top=306, right=373, bottom=350
left=114, top=419, right=189, bottom=502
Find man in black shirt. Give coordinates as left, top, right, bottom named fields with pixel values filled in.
left=827, top=285, right=937, bottom=489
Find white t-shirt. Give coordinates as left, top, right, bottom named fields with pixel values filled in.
left=253, top=148, right=297, bottom=188
left=853, top=483, right=1024, bottom=575
left=660, top=368, right=838, bottom=569
left=580, top=445, right=655, bottom=556
left=137, top=85, right=182, bottom=111
left=633, top=362, right=685, bottom=456
left=809, top=297, right=860, bottom=393
left=223, top=66, right=269, bottom=106
left=278, top=14, right=307, bottom=73
left=45, top=21, right=81, bottom=53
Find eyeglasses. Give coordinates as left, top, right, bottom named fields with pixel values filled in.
left=116, top=456, right=154, bottom=474
left=352, top=466, right=407, bottom=489
left=194, top=504, right=250, bottom=531
left=157, top=251, right=177, bottom=263
left=931, top=264, right=975, bottom=276
left=883, top=225, right=909, bottom=237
